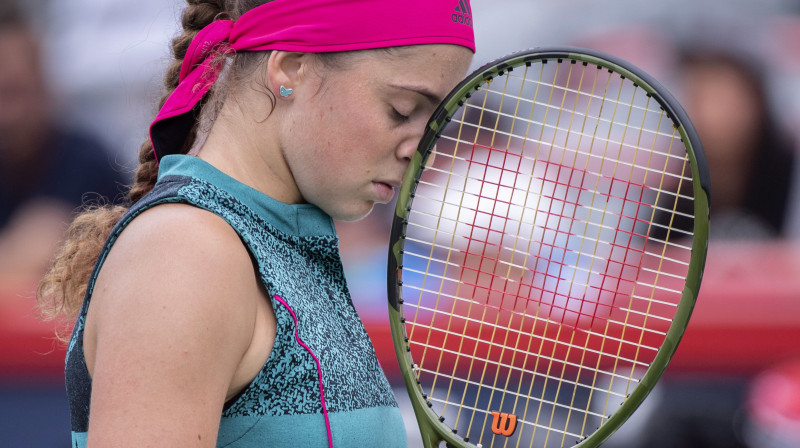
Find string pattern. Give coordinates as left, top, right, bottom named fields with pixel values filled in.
left=398, top=59, right=695, bottom=447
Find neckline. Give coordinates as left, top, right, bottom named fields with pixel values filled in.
left=158, top=155, right=336, bottom=238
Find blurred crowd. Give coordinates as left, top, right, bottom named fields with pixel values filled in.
left=0, top=3, right=125, bottom=289
left=2, top=0, right=799, bottom=446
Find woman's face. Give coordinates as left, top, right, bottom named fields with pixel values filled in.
left=279, top=44, right=473, bottom=221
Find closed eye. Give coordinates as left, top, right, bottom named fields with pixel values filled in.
left=391, top=107, right=411, bottom=123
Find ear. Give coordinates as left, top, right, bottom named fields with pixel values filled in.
left=266, top=51, right=310, bottom=100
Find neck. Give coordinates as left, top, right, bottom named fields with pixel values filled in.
left=196, top=100, right=303, bottom=205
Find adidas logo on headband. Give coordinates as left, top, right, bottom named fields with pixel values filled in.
left=452, top=0, right=473, bottom=27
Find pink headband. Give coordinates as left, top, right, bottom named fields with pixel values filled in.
left=149, top=0, right=476, bottom=161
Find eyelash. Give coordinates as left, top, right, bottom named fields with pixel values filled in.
left=391, top=107, right=411, bottom=123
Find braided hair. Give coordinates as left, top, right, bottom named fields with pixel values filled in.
left=38, top=0, right=274, bottom=338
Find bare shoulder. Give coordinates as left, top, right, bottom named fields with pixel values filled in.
left=107, top=202, right=251, bottom=273
left=87, top=202, right=259, bottom=360
left=83, top=203, right=263, bottom=445
left=90, top=202, right=258, bottom=325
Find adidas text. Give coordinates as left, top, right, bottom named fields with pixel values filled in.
left=451, top=12, right=472, bottom=27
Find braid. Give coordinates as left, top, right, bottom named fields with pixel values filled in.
left=37, top=0, right=239, bottom=337
left=130, top=0, right=228, bottom=203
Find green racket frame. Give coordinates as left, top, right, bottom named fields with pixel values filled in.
left=387, top=47, right=710, bottom=448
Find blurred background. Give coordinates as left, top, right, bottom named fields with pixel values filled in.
left=1, top=0, right=799, bottom=446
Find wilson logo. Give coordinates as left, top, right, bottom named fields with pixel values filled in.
left=452, top=0, right=473, bottom=27
left=490, top=411, right=517, bottom=437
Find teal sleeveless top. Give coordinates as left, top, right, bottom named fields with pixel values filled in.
left=65, top=155, right=407, bottom=447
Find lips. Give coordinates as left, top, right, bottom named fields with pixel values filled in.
left=373, top=180, right=401, bottom=203
left=382, top=179, right=402, bottom=189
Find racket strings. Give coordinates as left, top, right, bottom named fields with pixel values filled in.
left=407, top=321, right=651, bottom=381
left=435, top=131, right=691, bottom=187
left=402, top=228, right=690, bottom=296
left=403, top=287, right=670, bottom=344
left=459, top=70, right=521, bottom=440
left=418, top=151, right=696, bottom=235
left=534, top=62, right=637, bottom=446
left=456, top=75, right=690, bottom=163
left=548, top=65, right=622, bottom=444
left=401, top=58, right=695, bottom=447
left=511, top=62, right=592, bottom=447
left=591, top=87, right=662, bottom=424
left=500, top=69, right=667, bottom=121
left=415, top=75, right=499, bottom=431
left=476, top=67, right=548, bottom=437
left=407, top=69, right=482, bottom=386
left=403, top=198, right=694, bottom=262
left=610, top=133, right=693, bottom=405
left=612, top=126, right=684, bottom=406
left=461, top=90, right=680, bottom=146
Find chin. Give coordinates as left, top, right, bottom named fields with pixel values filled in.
left=330, top=203, right=376, bottom=222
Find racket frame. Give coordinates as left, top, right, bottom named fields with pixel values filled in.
left=387, top=46, right=710, bottom=448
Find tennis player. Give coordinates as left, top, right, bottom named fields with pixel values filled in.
left=37, top=0, right=475, bottom=446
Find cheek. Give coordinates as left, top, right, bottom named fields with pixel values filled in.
left=325, top=105, right=386, bottom=157
left=287, top=83, right=392, bottom=186
left=286, top=119, right=356, bottom=189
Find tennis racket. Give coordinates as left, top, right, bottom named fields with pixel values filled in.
left=387, top=47, right=710, bottom=448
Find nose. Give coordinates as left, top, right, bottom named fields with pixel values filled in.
left=398, top=144, right=417, bottom=163
left=397, top=135, right=420, bottom=162
left=397, top=123, right=428, bottom=161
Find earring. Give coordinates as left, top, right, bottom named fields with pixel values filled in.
left=279, top=85, right=293, bottom=97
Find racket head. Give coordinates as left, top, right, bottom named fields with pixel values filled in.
left=388, top=47, right=710, bottom=448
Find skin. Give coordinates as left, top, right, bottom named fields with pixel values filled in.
left=201, top=45, right=473, bottom=220
left=84, top=44, right=473, bottom=446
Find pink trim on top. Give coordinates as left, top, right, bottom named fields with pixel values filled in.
left=273, top=295, right=333, bottom=448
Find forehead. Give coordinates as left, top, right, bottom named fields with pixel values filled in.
left=321, top=44, right=473, bottom=94
left=363, top=44, right=471, bottom=71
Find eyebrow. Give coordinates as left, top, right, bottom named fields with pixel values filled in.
left=391, top=84, right=445, bottom=105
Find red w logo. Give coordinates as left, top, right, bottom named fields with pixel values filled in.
left=490, top=411, right=518, bottom=437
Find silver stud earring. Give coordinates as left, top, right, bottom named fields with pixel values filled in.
left=279, top=85, right=293, bottom=97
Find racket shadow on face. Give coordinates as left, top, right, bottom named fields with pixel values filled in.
left=387, top=47, right=710, bottom=448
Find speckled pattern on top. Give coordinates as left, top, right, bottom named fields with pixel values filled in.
left=66, top=155, right=406, bottom=447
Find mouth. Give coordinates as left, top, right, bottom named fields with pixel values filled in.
left=382, top=179, right=402, bottom=189
left=373, top=180, right=401, bottom=203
